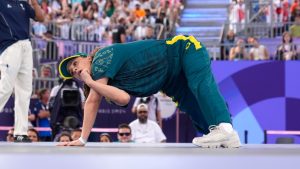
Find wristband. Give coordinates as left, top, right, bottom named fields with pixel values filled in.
left=78, top=137, right=87, bottom=145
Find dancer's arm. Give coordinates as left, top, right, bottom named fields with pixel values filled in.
left=81, top=70, right=130, bottom=106
left=80, top=88, right=102, bottom=142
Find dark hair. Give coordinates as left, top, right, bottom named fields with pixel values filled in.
left=282, top=32, right=293, bottom=43
left=38, top=88, right=48, bottom=99
left=58, top=132, right=73, bottom=142
left=28, top=128, right=40, bottom=141
left=118, top=123, right=131, bottom=133
left=100, top=133, right=112, bottom=142
left=83, top=84, right=91, bottom=98
left=82, top=47, right=101, bottom=98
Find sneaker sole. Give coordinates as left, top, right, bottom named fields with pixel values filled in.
left=193, top=138, right=241, bottom=148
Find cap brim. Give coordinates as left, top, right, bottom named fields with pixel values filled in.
left=58, top=55, right=80, bottom=79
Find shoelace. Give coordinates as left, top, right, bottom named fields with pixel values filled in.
left=208, top=125, right=218, bottom=132
left=202, top=125, right=220, bottom=138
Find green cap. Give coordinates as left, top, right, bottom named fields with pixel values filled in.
left=58, top=53, right=87, bottom=79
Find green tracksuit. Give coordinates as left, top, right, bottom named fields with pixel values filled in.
left=91, top=35, right=231, bottom=134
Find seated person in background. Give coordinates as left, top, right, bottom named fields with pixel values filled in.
left=39, top=64, right=54, bottom=89
left=99, top=133, right=112, bottom=142
left=57, top=132, right=73, bottom=142
left=142, top=25, right=156, bottom=40
left=28, top=128, right=40, bottom=142
left=222, top=30, right=236, bottom=60
left=6, top=128, right=14, bottom=142
left=132, top=94, right=162, bottom=128
left=117, top=123, right=133, bottom=143
left=290, top=16, right=300, bottom=38
left=71, top=128, right=82, bottom=141
left=229, top=38, right=247, bottom=61
left=33, top=89, right=52, bottom=141
left=276, top=32, right=298, bottom=60
left=129, top=103, right=166, bottom=143
left=249, top=37, right=269, bottom=60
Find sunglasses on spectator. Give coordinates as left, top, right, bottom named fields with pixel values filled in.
left=138, top=110, right=148, bottom=114
left=118, top=133, right=131, bottom=136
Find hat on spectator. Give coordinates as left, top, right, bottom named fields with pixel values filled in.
left=58, top=53, right=88, bottom=79
left=135, top=1, right=141, bottom=6
left=137, top=103, right=148, bottom=112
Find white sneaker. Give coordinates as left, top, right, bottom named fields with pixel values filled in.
left=192, top=125, right=241, bottom=148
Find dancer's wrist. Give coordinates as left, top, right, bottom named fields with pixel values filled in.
left=78, top=137, right=87, bottom=144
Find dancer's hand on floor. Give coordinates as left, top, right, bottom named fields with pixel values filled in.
left=57, top=139, right=85, bottom=147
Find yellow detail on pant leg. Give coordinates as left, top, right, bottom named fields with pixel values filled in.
left=186, top=42, right=191, bottom=50
left=166, top=35, right=202, bottom=50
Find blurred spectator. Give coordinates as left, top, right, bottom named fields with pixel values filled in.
left=84, top=2, right=99, bottom=21
left=283, top=0, right=290, bottom=23
left=81, top=0, right=92, bottom=13
left=40, top=64, right=53, bottom=78
left=117, top=123, right=133, bottom=143
left=133, top=2, right=146, bottom=20
left=6, top=128, right=14, bottom=142
left=134, top=20, right=146, bottom=40
left=32, top=88, right=52, bottom=141
left=28, top=128, right=40, bottom=142
left=95, top=0, right=106, bottom=13
left=32, top=21, right=47, bottom=37
left=71, top=128, right=82, bottom=140
left=276, top=32, right=298, bottom=60
left=100, top=12, right=111, bottom=28
left=274, top=0, right=290, bottom=23
left=104, top=0, right=115, bottom=17
left=130, top=103, right=166, bottom=143
left=39, top=64, right=54, bottom=89
left=112, top=17, right=127, bottom=43
left=222, top=30, right=236, bottom=60
left=43, top=30, right=59, bottom=61
left=116, top=0, right=131, bottom=17
left=132, top=95, right=162, bottom=127
left=157, top=0, right=171, bottom=21
left=50, top=0, right=63, bottom=18
left=290, top=16, right=300, bottom=37
left=41, top=0, right=51, bottom=15
left=155, top=12, right=169, bottom=32
left=57, top=132, right=73, bottom=142
left=143, top=25, right=155, bottom=40
left=229, top=38, right=247, bottom=61
left=229, top=0, right=245, bottom=33
left=249, top=38, right=269, bottom=60
left=144, top=8, right=156, bottom=26
left=291, top=0, right=300, bottom=22
left=99, top=133, right=112, bottom=142
left=141, top=0, right=151, bottom=10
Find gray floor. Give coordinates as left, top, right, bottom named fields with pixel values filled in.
left=0, top=143, right=300, bottom=169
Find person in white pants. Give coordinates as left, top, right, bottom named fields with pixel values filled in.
left=0, top=0, right=44, bottom=142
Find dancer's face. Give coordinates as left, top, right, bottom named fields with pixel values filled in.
left=67, top=56, right=92, bottom=80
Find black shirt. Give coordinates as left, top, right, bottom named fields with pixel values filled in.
left=0, top=0, right=35, bottom=54
left=112, top=25, right=126, bottom=44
